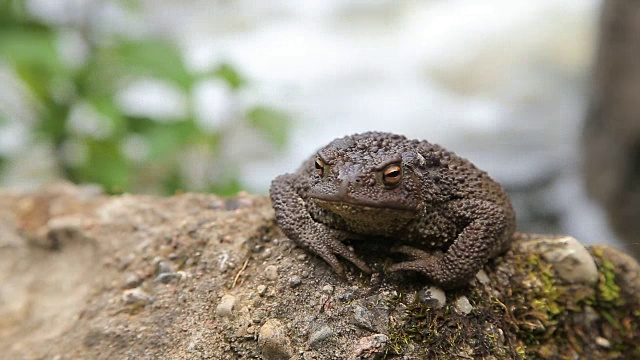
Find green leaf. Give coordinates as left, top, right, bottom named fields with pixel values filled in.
left=212, top=63, right=246, bottom=90
left=246, top=106, right=289, bottom=149
left=105, top=40, right=194, bottom=90
left=145, top=120, right=202, bottom=161
left=0, top=29, right=68, bottom=103
left=0, top=29, right=63, bottom=72
left=207, top=178, right=243, bottom=196
left=73, top=139, right=129, bottom=193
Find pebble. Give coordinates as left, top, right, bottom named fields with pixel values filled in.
left=258, top=319, right=292, bottom=360
left=216, top=294, right=237, bottom=318
left=155, top=273, right=176, bottom=284
left=308, top=325, right=333, bottom=349
left=475, top=269, right=491, bottom=285
left=340, top=290, right=356, bottom=302
left=595, top=336, right=611, bottom=348
left=252, top=310, right=266, bottom=324
left=156, top=260, right=175, bottom=275
left=418, top=286, right=446, bottom=309
left=224, top=197, right=252, bottom=210
left=122, top=288, right=152, bottom=305
left=454, top=296, right=473, bottom=315
left=288, top=276, right=302, bottom=288
left=264, top=265, right=279, bottom=281
left=352, top=305, right=375, bottom=331
left=518, top=236, right=598, bottom=285
left=257, top=285, right=267, bottom=296
left=348, top=334, right=388, bottom=360
left=123, top=273, right=142, bottom=289
left=321, top=285, right=334, bottom=295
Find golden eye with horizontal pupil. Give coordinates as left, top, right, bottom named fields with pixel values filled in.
left=382, top=164, right=402, bottom=186
left=314, top=158, right=325, bottom=177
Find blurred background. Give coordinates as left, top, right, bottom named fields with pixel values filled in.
left=0, top=0, right=631, bottom=251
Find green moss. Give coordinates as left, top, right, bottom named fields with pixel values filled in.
left=515, top=254, right=565, bottom=331
left=382, top=243, right=639, bottom=359
left=597, top=256, right=623, bottom=305
left=384, top=288, right=521, bottom=359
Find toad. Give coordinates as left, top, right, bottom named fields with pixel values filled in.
left=270, top=132, right=515, bottom=288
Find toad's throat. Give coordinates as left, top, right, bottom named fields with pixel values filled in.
left=310, top=196, right=418, bottom=234
left=309, top=192, right=420, bottom=212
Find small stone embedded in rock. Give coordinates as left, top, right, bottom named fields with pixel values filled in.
left=418, top=286, right=446, bottom=309
left=308, top=325, right=333, bottom=349
left=258, top=319, right=292, bottom=360
left=257, top=285, right=267, bottom=296
left=518, top=236, right=598, bottom=285
left=321, top=285, right=334, bottom=294
left=288, top=276, right=301, bottom=288
left=264, top=265, right=279, bottom=281
left=340, top=290, right=355, bottom=302
left=348, top=334, right=388, bottom=360
left=46, top=216, right=83, bottom=243
left=155, top=272, right=176, bottom=284
left=216, top=294, right=237, bottom=318
left=455, top=296, right=473, bottom=315
left=475, top=269, right=491, bottom=285
left=123, top=273, right=142, bottom=289
left=352, top=305, right=375, bottom=331
left=156, top=260, right=175, bottom=275
left=595, top=337, right=611, bottom=348
left=122, top=288, right=152, bottom=305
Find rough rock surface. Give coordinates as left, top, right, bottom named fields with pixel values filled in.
left=0, top=184, right=639, bottom=359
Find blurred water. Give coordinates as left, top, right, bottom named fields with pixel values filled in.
left=1, top=0, right=624, bottom=248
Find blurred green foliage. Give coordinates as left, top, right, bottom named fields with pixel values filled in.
left=0, top=0, right=289, bottom=194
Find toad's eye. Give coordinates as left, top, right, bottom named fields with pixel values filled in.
left=314, top=158, right=326, bottom=177
left=382, top=164, right=402, bottom=187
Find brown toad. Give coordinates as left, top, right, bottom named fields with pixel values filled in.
left=269, top=132, right=515, bottom=288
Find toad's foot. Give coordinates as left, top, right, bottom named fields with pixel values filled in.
left=387, top=245, right=440, bottom=275
left=304, top=225, right=373, bottom=278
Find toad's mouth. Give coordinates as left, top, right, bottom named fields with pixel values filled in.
left=308, top=192, right=420, bottom=213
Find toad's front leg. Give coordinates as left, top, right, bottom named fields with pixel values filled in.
left=270, top=174, right=372, bottom=277
left=387, top=199, right=510, bottom=288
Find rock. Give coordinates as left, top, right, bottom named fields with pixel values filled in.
left=155, top=272, right=176, bottom=284
left=288, top=276, right=301, bottom=288
left=518, top=235, right=598, bottom=285
left=348, top=334, right=388, bottom=360
left=2, top=185, right=639, bottom=360
left=155, top=260, right=174, bottom=275
left=475, top=269, right=491, bottom=285
left=216, top=295, right=237, bottom=318
left=350, top=296, right=389, bottom=333
left=308, top=325, right=333, bottom=349
left=257, top=285, right=267, bottom=296
left=352, top=305, right=375, bottom=331
left=321, top=285, right=334, bottom=294
left=454, top=296, right=473, bottom=315
left=258, top=319, right=292, bottom=360
left=264, top=265, right=279, bottom=281
left=595, top=337, right=611, bottom=349
left=122, top=288, right=152, bottom=305
left=418, top=286, right=446, bottom=309
left=123, top=273, right=142, bottom=289
left=591, top=244, right=640, bottom=306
